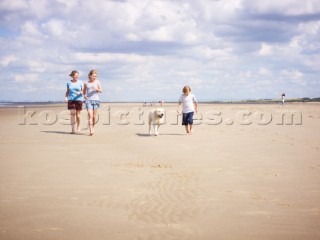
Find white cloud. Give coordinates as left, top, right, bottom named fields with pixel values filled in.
left=244, top=0, right=320, bottom=16
left=0, top=55, right=17, bottom=67
left=55, top=0, right=79, bottom=9
left=14, top=74, right=39, bottom=83
left=22, top=86, right=40, bottom=92
left=258, top=67, right=272, bottom=76
left=0, top=0, right=28, bottom=11
left=20, top=21, right=42, bottom=37
left=281, top=68, right=306, bottom=85
left=188, top=0, right=243, bottom=22
left=41, top=19, right=65, bottom=37
left=257, top=43, right=274, bottom=56
left=126, top=33, right=141, bottom=41
left=0, top=0, right=319, bottom=101
left=74, top=52, right=148, bottom=63
left=186, top=45, right=235, bottom=60
left=296, top=21, right=320, bottom=51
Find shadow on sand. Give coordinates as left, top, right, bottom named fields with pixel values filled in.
left=136, top=133, right=185, bottom=137
left=41, top=131, right=87, bottom=135
left=136, top=133, right=152, bottom=137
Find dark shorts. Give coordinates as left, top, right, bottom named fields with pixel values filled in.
left=68, top=100, right=83, bottom=110
left=182, top=112, right=194, bottom=125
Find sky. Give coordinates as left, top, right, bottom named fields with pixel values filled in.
left=0, top=0, right=320, bottom=102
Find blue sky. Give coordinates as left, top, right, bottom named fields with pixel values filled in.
left=0, top=0, right=319, bottom=102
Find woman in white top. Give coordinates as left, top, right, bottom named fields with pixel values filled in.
left=83, top=70, right=102, bottom=136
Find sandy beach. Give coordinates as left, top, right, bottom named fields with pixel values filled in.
left=0, top=102, right=319, bottom=240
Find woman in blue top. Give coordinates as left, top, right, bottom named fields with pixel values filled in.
left=64, top=70, right=84, bottom=134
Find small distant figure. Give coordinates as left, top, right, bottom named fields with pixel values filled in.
left=281, top=93, right=285, bottom=107
left=143, top=101, right=156, bottom=107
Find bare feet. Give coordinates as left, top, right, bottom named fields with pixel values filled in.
left=89, top=128, right=94, bottom=136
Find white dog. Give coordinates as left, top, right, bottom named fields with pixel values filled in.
left=148, top=108, right=165, bottom=136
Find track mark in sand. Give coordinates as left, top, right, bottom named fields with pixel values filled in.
left=276, top=202, right=291, bottom=208
left=130, top=228, right=197, bottom=240
left=128, top=170, right=200, bottom=225
left=73, top=196, right=124, bottom=210
left=310, top=165, right=320, bottom=171
left=117, top=162, right=173, bottom=169
left=31, top=227, right=63, bottom=233
left=247, top=192, right=267, bottom=201
left=109, top=147, right=170, bottom=170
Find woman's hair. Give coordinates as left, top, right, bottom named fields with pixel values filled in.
left=69, top=70, right=79, bottom=77
left=88, top=70, right=98, bottom=79
left=182, top=85, right=191, bottom=93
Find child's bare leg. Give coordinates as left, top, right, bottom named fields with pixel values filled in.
left=185, top=125, right=190, bottom=134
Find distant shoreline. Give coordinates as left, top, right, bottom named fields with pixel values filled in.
left=1, top=99, right=319, bottom=108
left=1, top=96, right=319, bottom=105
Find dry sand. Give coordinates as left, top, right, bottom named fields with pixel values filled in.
left=0, top=102, right=319, bottom=240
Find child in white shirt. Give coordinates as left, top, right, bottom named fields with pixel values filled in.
left=177, top=86, right=198, bottom=135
